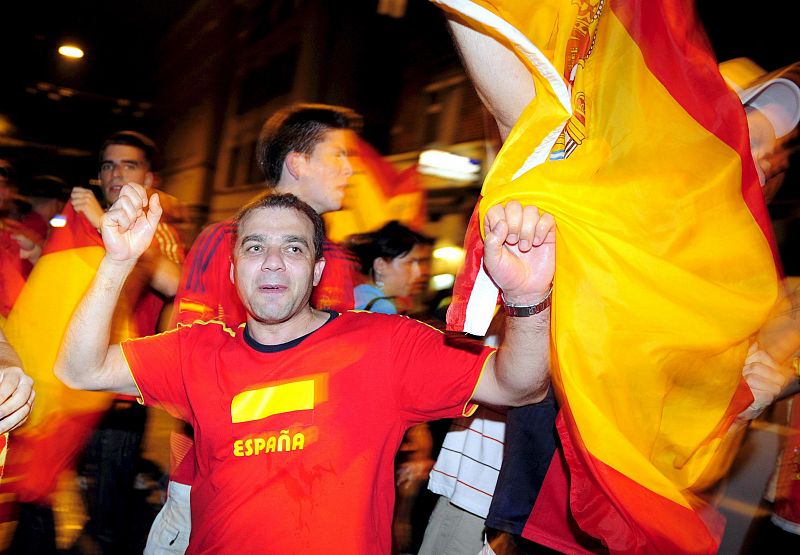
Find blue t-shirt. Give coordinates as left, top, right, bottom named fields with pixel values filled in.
left=354, top=284, right=397, bottom=314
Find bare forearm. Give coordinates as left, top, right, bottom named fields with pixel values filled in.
left=493, top=309, right=551, bottom=406
left=55, top=256, right=135, bottom=390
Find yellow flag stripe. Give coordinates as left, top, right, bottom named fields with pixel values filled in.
left=231, top=379, right=315, bottom=424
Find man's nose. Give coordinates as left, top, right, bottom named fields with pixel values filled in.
left=342, top=158, right=354, bottom=177
left=260, top=248, right=285, bottom=271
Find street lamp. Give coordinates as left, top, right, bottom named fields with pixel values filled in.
left=58, top=45, right=84, bottom=59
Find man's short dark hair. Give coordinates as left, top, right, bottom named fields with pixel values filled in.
left=99, top=131, right=158, bottom=169
left=256, top=103, right=361, bottom=187
left=233, top=192, right=325, bottom=260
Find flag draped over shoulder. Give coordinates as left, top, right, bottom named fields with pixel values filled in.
left=433, top=0, right=780, bottom=553
left=324, top=136, right=426, bottom=242
left=1, top=204, right=122, bottom=503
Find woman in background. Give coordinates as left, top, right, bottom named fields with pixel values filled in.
left=348, top=220, right=433, bottom=315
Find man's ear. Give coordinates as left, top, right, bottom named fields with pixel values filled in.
left=229, top=258, right=235, bottom=285
left=143, top=172, right=155, bottom=189
left=284, top=152, right=306, bottom=181
left=312, top=258, right=326, bottom=287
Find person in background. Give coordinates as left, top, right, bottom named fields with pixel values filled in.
left=348, top=220, right=433, bottom=314
left=67, top=130, right=183, bottom=555
left=12, top=175, right=72, bottom=265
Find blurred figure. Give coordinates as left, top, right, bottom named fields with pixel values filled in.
left=2, top=131, right=183, bottom=555
left=70, top=131, right=183, bottom=555
left=0, top=160, right=33, bottom=318
left=19, top=175, right=71, bottom=241
left=348, top=220, right=433, bottom=314
left=12, top=175, right=72, bottom=265
left=0, top=160, right=16, bottom=217
left=714, top=58, right=800, bottom=553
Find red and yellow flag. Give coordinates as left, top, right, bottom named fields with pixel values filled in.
left=1, top=204, right=120, bottom=503
left=434, top=0, right=779, bottom=552
left=324, top=136, right=426, bottom=242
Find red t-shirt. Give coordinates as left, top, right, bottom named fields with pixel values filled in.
left=169, top=220, right=359, bottom=485
left=122, top=311, right=492, bottom=554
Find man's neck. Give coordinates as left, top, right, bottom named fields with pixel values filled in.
left=246, top=306, right=329, bottom=346
left=273, top=181, right=327, bottom=215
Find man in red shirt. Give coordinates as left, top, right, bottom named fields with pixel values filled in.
left=153, top=103, right=361, bottom=552
left=56, top=184, right=555, bottom=553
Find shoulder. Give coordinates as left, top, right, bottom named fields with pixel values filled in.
left=178, top=319, right=239, bottom=337
left=186, top=220, right=235, bottom=261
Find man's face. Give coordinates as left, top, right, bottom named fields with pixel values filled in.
left=295, top=129, right=353, bottom=214
left=232, top=206, right=325, bottom=324
left=379, top=243, right=432, bottom=299
left=98, top=144, right=153, bottom=204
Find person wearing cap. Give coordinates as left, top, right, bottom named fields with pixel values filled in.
left=719, top=57, right=800, bottom=203
left=716, top=57, right=800, bottom=552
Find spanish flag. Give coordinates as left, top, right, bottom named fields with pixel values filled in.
left=324, top=136, right=426, bottom=242
left=433, top=0, right=779, bottom=553
left=1, top=204, right=120, bottom=503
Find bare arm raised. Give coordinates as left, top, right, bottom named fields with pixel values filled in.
left=55, top=183, right=162, bottom=394
left=472, top=201, right=554, bottom=407
left=446, top=15, right=535, bottom=141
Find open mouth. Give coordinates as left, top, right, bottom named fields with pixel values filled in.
left=259, top=284, right=287, bottom=293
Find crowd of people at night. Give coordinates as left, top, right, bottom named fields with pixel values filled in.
left=1, top=2, right=800, bottom=554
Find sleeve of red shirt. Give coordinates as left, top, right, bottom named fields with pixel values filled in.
left=171, top=221, right=245, bottom=328
left=121, top=326, right=192, bottom=423
left=387, top=316, right=495, bottom=423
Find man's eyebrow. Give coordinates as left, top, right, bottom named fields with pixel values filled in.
left=284, top=235, right=310, bottom=247
left=240, top=234, right=265, bottom=245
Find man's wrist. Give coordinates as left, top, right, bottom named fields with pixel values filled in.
left=502, top=287, right=552, bottom=317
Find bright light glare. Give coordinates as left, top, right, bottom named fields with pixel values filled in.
left=431, top=274, right=455, bottom=291
left=418, top=149, right=480, bottom=181
left=433, top=246, right=464, bottom=262
left=58, top=45, right=84, bottom=59
left=50, top=214, right=67, bottom=228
